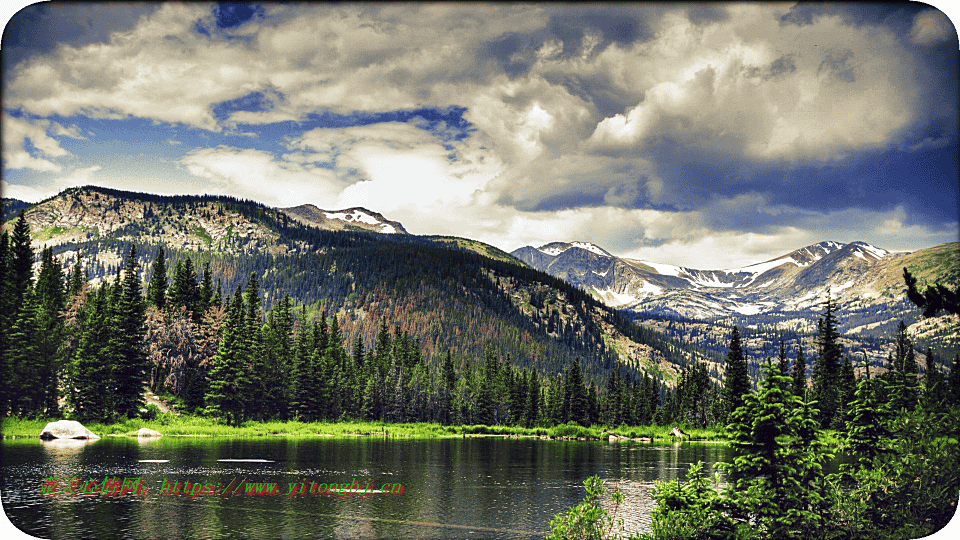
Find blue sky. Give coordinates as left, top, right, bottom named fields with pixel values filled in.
left=1, top=2, right=957, bottom=268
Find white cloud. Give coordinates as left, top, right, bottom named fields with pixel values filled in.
left=586, top=6, right=918, bottom=163
left=910, top=9, right=956, bottom=46
left=181, top=146, right=346, bottom=208
left=1, top=165, right=100, bottom=202
left=1, top=114, right=71, bottom=172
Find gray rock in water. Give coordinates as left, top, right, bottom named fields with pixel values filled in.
left=39, top=420, right=101, bottom=440
left=135, top=427, right=161, bottom=438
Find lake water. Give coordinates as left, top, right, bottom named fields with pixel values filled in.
left=1, top=436, right=733, bottom=539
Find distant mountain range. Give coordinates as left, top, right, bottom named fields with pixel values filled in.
left=3, top=185, right=956, bottom=376
left=511, top=239, right=959, bottom=352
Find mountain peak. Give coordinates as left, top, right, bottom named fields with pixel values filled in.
left=281, top=204, right=408, bottom=235
left=536, top=241, right=612, bottom=258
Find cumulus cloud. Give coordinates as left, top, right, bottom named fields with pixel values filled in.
left=3, top=3, right=955, bottom=267
left=1, top=114, right=72, bottom=172
left=1, top=165, right=101, bottom=202
left=181, top=146, right=346, bottom=208
left=910, top=9, right=956, bottom=46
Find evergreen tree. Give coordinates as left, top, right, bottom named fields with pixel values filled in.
left=35, top=247, right=66, bottom=415
left=923, top=348, right=945, bottom=408
left=904, top=267, right=960, bottom=317
left=725, top=358, right=830, bottom=538
left=722, top=326, right=750, bottom=424
left=69, top=285, right=116, bottom=422
left=111, top=245, right=149, bottom=418
left=949, top=354, right=960, bottom=407
left=791, top=346, right=807, bottom=399
left=68, top=257, right=85, bottom=296
left=9, top=211, right=34, bottom=311
left=845, top=363, right=892, bottom=467
left=197, top=260, right=213, bottom=320
left=145, top=246, right=167, bottom=310
left=812, top=296, right=843, bottom=428
left=169, top=256, right=200, bottom=316
left=526, top=369, right=541, bottom=428
left=777, top=340, right=789, bottom=375
left=262, top=295, right=294, bottom=420
left=6, top=289, right=44, bottom=416
left=887, top=321, right=920, bottom=412
left=204, top=286, right=249, bottom=426
left=565, top=358, right=588, bottom=426
left=0, top=232, right=8, bottom=415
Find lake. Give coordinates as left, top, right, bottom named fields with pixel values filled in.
left=1, top=436, right=733, bottom=539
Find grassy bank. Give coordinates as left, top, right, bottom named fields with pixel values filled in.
left=2, top=415, right=734, bottom=442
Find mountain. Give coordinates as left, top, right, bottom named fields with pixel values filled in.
left=2, top=185, right=721, bottom=387
left=511, top=239, right=960, bottom=360
left=281, top=204, right=409, bottom=235
left=1, top=197, right=31, bottom=222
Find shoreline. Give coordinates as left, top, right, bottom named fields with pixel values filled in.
left=1, top=416, right=733, bottom=443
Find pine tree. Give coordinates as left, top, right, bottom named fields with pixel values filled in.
left=526, top=369, right=541, bottom=428
left=35, top=247, right=66, bottom=415
left=845, top=363, right=891, bottom=467
left=812, top=296, right=843, bottom=428
left=565, top=358, right=588, bottom=426
left=145, top=246, right=167, bottom=310
left=904, top=267, right=960, bottom=317
left=9, top=211, right=34, bottom=311
left=923, top=348, right=945, bottom=408
left=725, top=358, right=830, bottom=537
left=777, top=340, right=789, bottom=375
left=111, top=245, right=149, bottom=418
left=949, top=354, right=960, bottom=406
left=197, top=260, right=213, bottom=320
left=722, top=326, right=751, bottom=424
left=169, top=256, right=200, bottom=316
left=7, top=289, right=44, bottom=416
left=69, top=285, right=116, bottom=422
left=791, top=346, right=807, bottom=399
left=205, top=286, right=249, bottom=426
left=0, top=232, right=8, bottom=416
left=887, top=321, right=920, bottom=412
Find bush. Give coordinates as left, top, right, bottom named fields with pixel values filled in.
left=547, top=475, right=624, bottom=540
left=139, top=403, right=161, bottom=420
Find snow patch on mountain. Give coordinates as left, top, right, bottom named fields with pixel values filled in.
left=537, top=241, right=611, bottom=257
left=324, top=209, right=381, bottom=226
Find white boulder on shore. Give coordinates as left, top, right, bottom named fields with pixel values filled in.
left=39, top=420, right=101, bottom=440
left=135, top=428, right=161, bottom=438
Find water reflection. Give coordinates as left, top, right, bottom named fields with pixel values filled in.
left=3, top=437, right=740, bottom=539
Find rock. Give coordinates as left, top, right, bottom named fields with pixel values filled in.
left=39, top=420, right=100, bottom=440
left=135, top=428, right=162, bottom=438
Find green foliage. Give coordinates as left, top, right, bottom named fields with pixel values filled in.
left=547, top=475, right=625, bottom=540
left=812, top=297, right=844, bottom=428
left=904, top=267, right=960, bottom=317
left=641, top=462, right=740, bottom=540
left=724, top=359, right=832, bottom=539
left=721, top=326, right=750, bottom=424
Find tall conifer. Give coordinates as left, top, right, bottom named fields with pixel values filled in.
left=722, top=326, right=750, bottom=423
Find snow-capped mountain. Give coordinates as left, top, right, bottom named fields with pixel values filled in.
left=281, top=204, right=409, bottom=235
left=509, top=239, right=951, bottom=338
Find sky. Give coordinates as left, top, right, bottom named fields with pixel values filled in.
left=1, top=2, right=958, bottom=269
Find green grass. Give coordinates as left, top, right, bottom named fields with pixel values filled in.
left=4, top=416, right=820, bottom=445
left=192, top=225, right=213, bottom=245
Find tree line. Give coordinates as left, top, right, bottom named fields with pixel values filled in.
left=4, top=210, right=958, bottom=442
